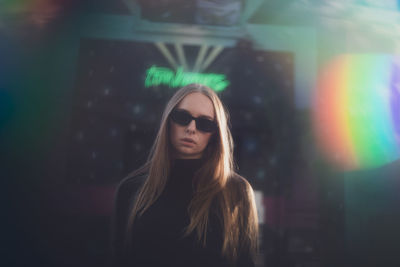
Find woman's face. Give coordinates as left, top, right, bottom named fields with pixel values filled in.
left=169, top=92, right=215, bottom=159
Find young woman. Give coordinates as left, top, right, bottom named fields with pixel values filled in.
left=111, top=84, right=258, bottom=267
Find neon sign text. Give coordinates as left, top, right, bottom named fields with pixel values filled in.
left=145, top=66, right=229, bottom=92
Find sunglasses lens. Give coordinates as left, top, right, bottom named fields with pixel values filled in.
left=196, top=118, right=217, bottom=133
left=170, top=110, right=192, bottom=126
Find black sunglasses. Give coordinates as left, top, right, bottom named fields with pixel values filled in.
left=170, top=109, right=218, bottom=133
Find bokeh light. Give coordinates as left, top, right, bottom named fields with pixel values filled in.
left=314, top=54, right=400, bottom=170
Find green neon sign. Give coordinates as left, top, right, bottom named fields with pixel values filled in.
left=145, top=65, right=229, bottom=92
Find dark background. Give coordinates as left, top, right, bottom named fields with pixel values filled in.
left=2, top=1, right=400, bottom=267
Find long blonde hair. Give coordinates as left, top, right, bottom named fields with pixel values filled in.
left=125, top=83, right=258, bottom=262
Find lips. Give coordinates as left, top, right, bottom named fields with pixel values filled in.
left=181, top=138, right=196, bottom=144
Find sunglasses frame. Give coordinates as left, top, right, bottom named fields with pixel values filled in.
left=170, top=109, right=218, bottom=133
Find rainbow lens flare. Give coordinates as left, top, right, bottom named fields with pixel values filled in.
left=313, top=54, right=400, bottom=170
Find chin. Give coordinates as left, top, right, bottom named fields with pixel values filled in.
left=177, top=151, right=202, bottom=159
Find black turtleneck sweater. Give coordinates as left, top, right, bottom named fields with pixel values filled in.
left=111, top=159, right=255, bottom=267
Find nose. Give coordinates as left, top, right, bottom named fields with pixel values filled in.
left=185, top=119, right=196, bottom=133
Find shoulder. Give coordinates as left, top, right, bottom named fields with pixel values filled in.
left=115, top=174, right=147, bottom=203
left=226, top=173, right=255, bottom=200
left=229, top=173, right=250, bottom=185
left=227, top=173, right=252, bottom=191
left=112, top=173, right=147, bottom=223
left=111, top=174, right=147, bottom=260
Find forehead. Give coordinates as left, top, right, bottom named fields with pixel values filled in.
left=176, top=92, right=215, bottom=118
